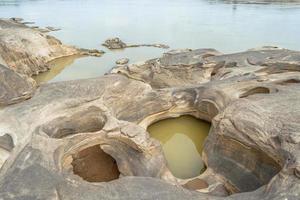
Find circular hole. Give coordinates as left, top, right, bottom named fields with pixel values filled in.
left=147, top=115, right=211, bottom=179
left=207, top=136, right=282, bottom=193
left=41, top=106, right=106, bottom=138
left=71, top=145, right=120, bottom=182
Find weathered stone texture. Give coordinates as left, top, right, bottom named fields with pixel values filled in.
left=0, top=34, right=299, bottom=199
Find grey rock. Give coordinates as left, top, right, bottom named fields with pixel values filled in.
left=116, top=58, right=129, bottom=65
left=0, top=47, right=299, bottom=199
left=0, top=18, right=105, bottom=105
left=0, top=18, right=104, bottom=77
left=103, top=37, right=169, bottom=50
left=0, top=64, right=36, bottom=106
left=45, top=26, right=61, bottom=32
left=102, top=37, right=127, bottom=49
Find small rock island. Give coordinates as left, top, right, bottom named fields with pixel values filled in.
left=103, top=37, right=169, bottom=50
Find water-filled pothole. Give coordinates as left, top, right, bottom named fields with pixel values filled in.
left=71, top=145, right=120, bottom=182
left=147, top=115, right=210, bottom=179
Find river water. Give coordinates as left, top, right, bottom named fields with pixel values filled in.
left=0, top=0, right=299, bottom=83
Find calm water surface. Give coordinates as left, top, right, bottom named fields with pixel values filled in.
left=0, top=0, right=300, bottom=83
left=148, top=115, right=210, bottom=179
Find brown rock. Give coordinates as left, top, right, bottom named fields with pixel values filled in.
left=0, top=47, right=299, bottom=200
left=0, top=64, right=36, bottom=106
left=183, top=179, right=209, bottom=190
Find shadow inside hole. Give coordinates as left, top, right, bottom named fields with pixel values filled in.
left=239, top=87, right=270, bottom=98
left=71, top=145, right=120, bottom=182
left=42, top=106, right=106, bottom=138
left=0, top=134, right=14, bottom=167
left=183, top=178, right=209, bottom=190
left=275, top=79, right=300, bottom=85
left=207, top=136, right=281, bottom=193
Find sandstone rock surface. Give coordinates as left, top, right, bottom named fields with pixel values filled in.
left=0, top=18, right=104, bottom=77
left=0, top=47, right=299, bottom=200
left=0, top=18, right=104, bottom=105
left=0, top=64, right=36, bottom=106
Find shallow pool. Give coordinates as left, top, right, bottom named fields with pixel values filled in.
left=148, top=115, right=211, bottom=179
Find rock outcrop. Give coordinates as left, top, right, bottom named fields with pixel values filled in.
left=0, top=18, right=104, bottom=105
left=0, top=47, right=299, bottom=199
left=103, top=37, right=169, bottom=50
left=0, top=18, right=104, bottom=77
left=116, top=58, right=129, bottom=65
left=0, top=64, right=36, bottom=106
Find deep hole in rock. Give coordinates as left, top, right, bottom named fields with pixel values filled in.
left=239, top=87, right=270, bottom=98
left=0, top=134, right=14, bottom=152
left=71, top=145, right=120, bottom=182
left=0, top=134, right=14, bottom=167
left=42, top=106, right=106, bottom=138
left=147, top=115, right=211, bottom=179
left=207, top=136, right=281, bottom=193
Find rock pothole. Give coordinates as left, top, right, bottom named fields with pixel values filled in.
left=41, top=106, right=106, bottom=138
left=0, top=134, right=14, bottom=168
left=71, top=144, right=120, bottom=182
left=147, top=115, right=211, bottom=179
left=205, top=136, right=282, bottom=193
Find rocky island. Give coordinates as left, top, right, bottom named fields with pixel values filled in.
left=103, top=37, right=169, bottom=50
left=0, top=16, right=299, bottom=200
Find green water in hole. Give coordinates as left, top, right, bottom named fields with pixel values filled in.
left=147, top=115, right=210, bottom=179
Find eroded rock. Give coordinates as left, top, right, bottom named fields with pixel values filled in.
left=71, top=145, right=120, bottom=182
left=0, top=18, right=104, bottom=105
left=0, top=18, right=104, bottom=76
left=116, top=58, right=129, bottom=65
left=0, top=47, right=299, bottom=200
left=0, top=64, right=36, bottom=106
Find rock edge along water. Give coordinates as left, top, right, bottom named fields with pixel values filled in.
left=0, top=18, right=104, bottom=106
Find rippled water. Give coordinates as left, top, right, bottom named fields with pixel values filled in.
left=148, top=115, right=210, bottom=179
left=1, top=0, right=300, bottom=83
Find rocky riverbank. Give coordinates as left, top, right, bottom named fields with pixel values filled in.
left=0, top=33, right=299, bottom=200
left=0, top=18, right=104, bottom=106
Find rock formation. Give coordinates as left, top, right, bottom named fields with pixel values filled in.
left=0, top=18, right=104, bottom=77
left=0, top=18, right=104, bottom=105
left=0, top=44, right=299, bottom=199
left=116, top=58, right=129, bottom=65
left=0, top=64, right=36, bottom=106
left=103, top=37, right=169, bottom=50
